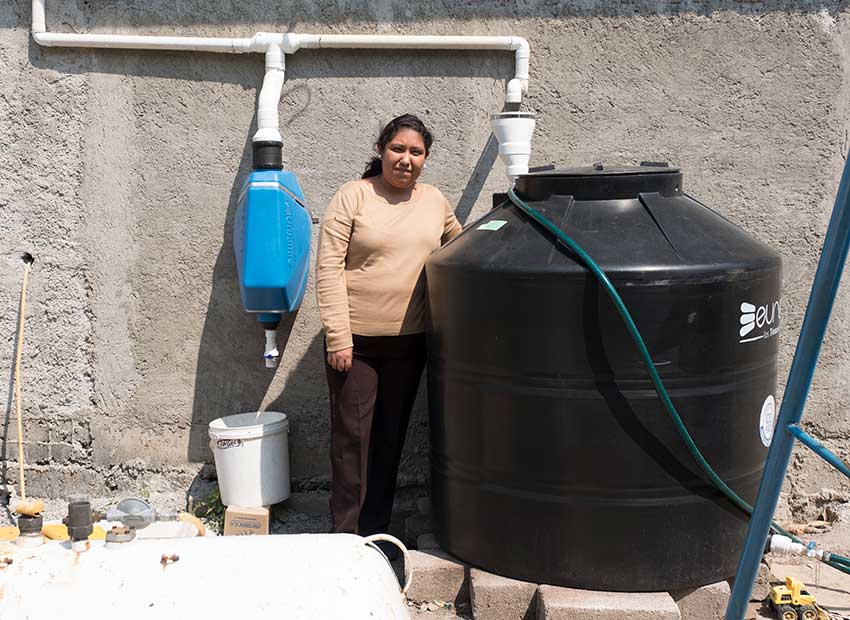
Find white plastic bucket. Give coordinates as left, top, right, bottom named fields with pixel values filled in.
left=208, top=411, right=290, bottom=507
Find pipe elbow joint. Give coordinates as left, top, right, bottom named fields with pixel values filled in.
left=511, top=36, right=530, bottom=57
left=505, top=78, right=526, bottom=104
left=32, top=31, right=52, bottom=46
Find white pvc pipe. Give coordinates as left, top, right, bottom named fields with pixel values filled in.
left=30, top=2, right=530, bottom=103
left=290, top=33, right=530, bottom=103
left=263, top=327, right=280, bottom=368
left=31, top=0, right=45, bottom=33
left=32, top=32, right=256, bottom=53
left=255, top=44, right=285, bottom=144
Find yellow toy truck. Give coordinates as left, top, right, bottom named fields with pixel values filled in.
left=769, top=577, right=819, bottom=620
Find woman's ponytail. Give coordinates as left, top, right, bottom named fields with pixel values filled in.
left=362, top=156, right=383, bottom=179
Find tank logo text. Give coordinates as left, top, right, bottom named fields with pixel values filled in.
left=739, top=300, right=781, bottom=343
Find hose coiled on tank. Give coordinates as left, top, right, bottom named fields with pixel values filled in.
left=506, top=186, right=850, bottom=577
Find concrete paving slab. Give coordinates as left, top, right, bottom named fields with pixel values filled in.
left=406, top=549, right=469, bottom=605
left=537, top=585, right=680, bottom=620
left=470, top=568, right=538, bottom=620
left=671, top=580, right=730, bottom=620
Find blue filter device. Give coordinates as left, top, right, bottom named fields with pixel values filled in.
left=234, top=141, right=312, bottom=366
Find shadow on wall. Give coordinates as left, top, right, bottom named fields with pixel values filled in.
left=1, top=266, right=25, bottom=521
left=22, top=15, right=525, bottom=488
left=184, top=55, right=516, bottom=465
left=186, top=131, right=328, bottom=473
left=186, top=132, right=298, bottom=463
left=264, top=331, right=328, bottom=484
left=32, top=0, right=849, bottom=29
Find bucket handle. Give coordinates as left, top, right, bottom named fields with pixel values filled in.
left=362, top=533, right=412, bottom=596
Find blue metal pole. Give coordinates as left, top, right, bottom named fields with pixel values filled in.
left=725, top=155, right=850, bottom=620
left=787, top=424, right=850, bottom=481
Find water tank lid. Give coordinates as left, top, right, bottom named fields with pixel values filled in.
left=515, top=163, right=683, bottom=201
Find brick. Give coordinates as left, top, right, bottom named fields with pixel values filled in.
left=417, top=532, right=440, bottom=550
left=405, top=549, right=469, bottom=605
left=471, top=568, right=538, bottom=620
left=537, top=585, right=680, bottom=620
left=672, top=581, right=730, bottom=620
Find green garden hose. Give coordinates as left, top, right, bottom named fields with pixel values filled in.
left=506, top=187, right=850, bottom=577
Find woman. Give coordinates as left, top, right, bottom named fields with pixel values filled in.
left=317, top=114, right=462, bottom=544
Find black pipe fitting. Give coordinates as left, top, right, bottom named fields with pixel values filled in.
left=17, top=514, right=42, bottom=536
left=66, top=498, right=93, bottom=541
left=252, top=141, right=283, bottom=170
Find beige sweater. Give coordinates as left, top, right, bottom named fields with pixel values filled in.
left=317, top=179, right=462, bottom=352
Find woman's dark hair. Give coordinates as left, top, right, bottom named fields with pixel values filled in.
left=362, top=114, right=433, bottom=179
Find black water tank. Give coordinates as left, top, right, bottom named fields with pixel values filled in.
left=425, top=164, right=782, bottom=591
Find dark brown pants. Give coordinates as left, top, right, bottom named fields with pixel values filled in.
left=325, top=333, right=426, bottom=535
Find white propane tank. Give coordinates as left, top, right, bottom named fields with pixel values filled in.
left=0, top=533, right=410, bottom=619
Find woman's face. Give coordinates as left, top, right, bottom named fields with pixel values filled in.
left=380, top=128, right=427, bottom=190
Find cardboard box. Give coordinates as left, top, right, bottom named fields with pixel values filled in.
left=223, top=505, right=270, bottom=536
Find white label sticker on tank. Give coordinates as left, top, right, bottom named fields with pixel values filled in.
left=477, top=220, right=507, bottom=231
left=759, top=395, right=776, bottom=447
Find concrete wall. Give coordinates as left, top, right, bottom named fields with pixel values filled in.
left=2, top=1, right=850, bottom=518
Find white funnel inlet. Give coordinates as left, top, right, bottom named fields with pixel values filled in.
left=491, top=111, right=536, bottom=182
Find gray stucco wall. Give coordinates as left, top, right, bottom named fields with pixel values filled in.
left=2, top=1, right=850, bottom=519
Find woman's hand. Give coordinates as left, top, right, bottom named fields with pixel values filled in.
left=327, top=347, right=354, bottom=372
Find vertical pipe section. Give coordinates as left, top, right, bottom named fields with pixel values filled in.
left=31, top=0, right=45, bottom=33
left=254, top=44, right=285, bottom=144
left=725, top=154, right=850, bottom=620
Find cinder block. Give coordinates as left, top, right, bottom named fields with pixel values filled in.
left=537, top=585, right=680, bottom=620
left=751, top=563, right=774, bottom=602
left=416, top=497, right=432, bottom=515
left=672, top=580, right=730, bottom=620
left=26, top=420, right=50, bottom=444
left=728, top=562, right=774, bottom=602
left=52, top=420, right=73, bottom=444
left=285, top=492, right=329, bottom=516
left=1, top=443, right=18, bottom=461
left=50, top=443, right=74, bottom=463
left=471, top=568, right=538, bottom=620
left=72, top=420, right=92, bottom=447
left=405, top=549, right=468, bottom=604
left=24, top=444, right=50, bottom=464
left=417, top=532, right=440, bottom=550
left=405, top=513, right=433, bottom=545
